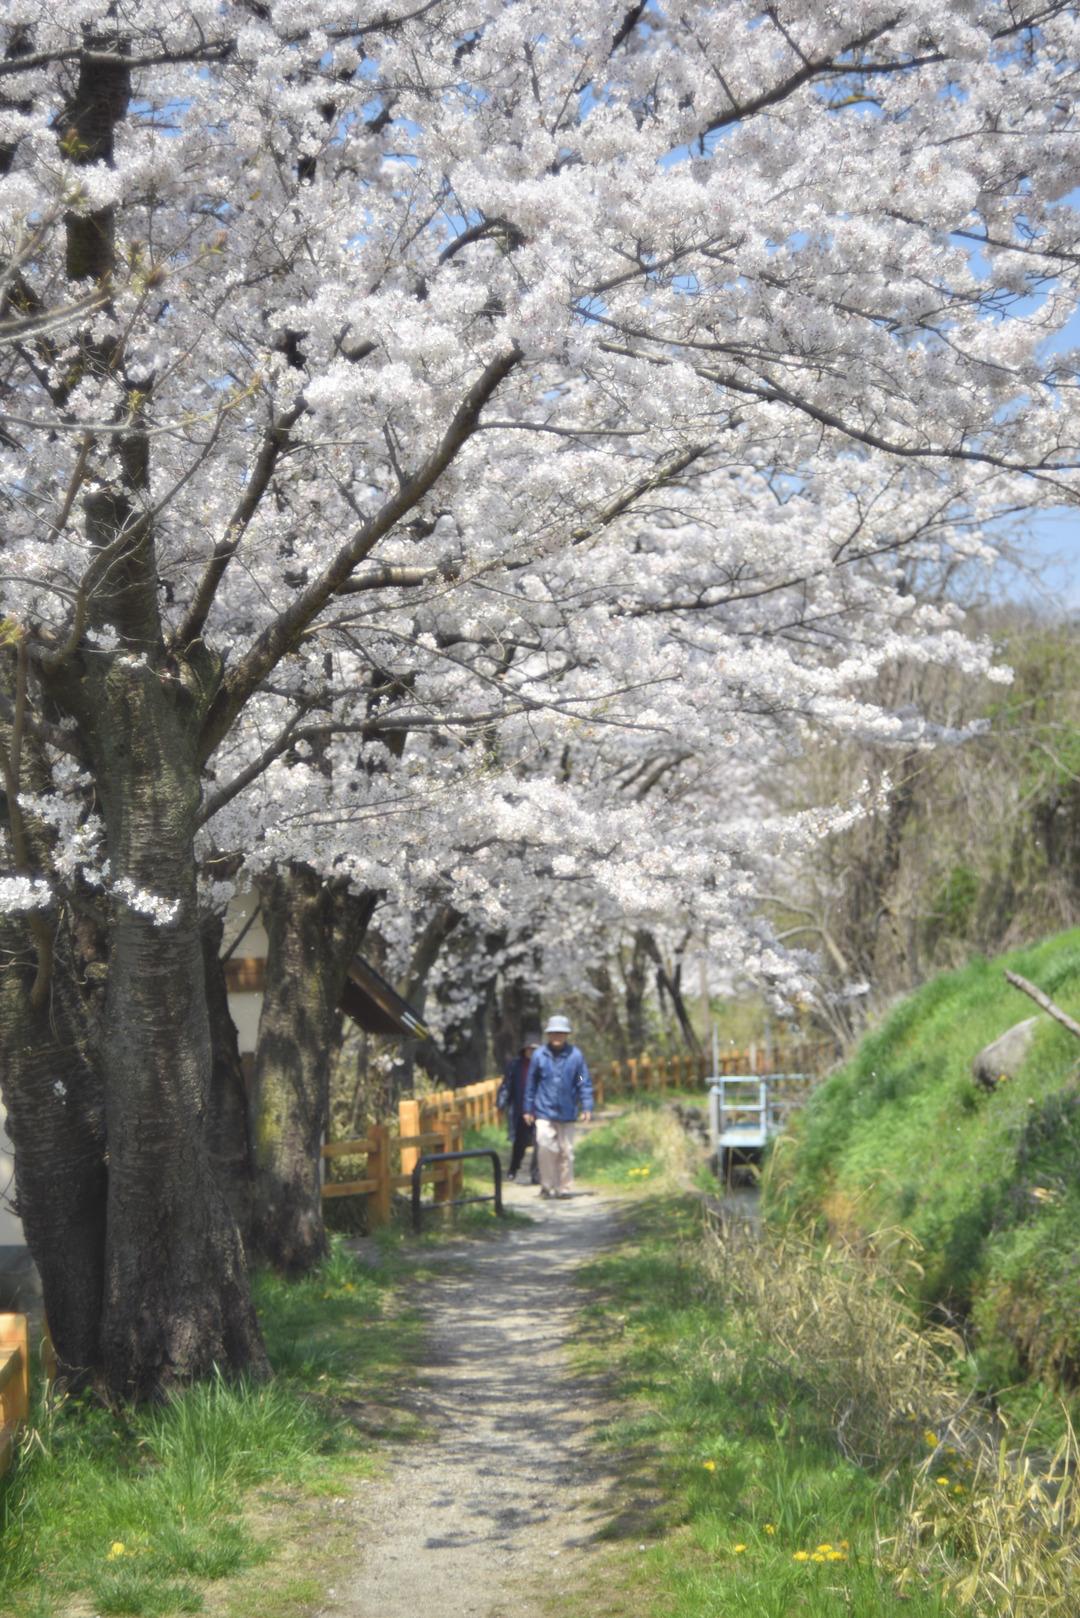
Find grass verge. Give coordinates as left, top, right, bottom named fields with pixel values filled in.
left=0, top=1238, right=423, bottom=1618
left=575, top=1103, right=698, bottom=1193
left=570, top=1162, right=1080, bottom=1618
left=571, top=1195, right=959, bottom=1618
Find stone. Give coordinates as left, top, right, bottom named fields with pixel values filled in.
left=972, top=1016, right=1041, bottom=1092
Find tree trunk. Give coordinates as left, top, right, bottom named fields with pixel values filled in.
left=249, top=868, right=376, bottom=1273
left=201, top=912, right=254, bottom=1245
left=491, top=938, right=543, bottom=1071
left=50, top=655, right=268, bottom=1399
left=0, top=916, right=107, bottom=1383
left=623, top=929, right=651, bottom=1057
left=0, top=653, right=106, bottom=1380
left=388, top=901, right=462, bottom=1098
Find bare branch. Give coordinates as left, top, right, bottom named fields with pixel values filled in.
left=1004, top=970, right=1080, bottom=1042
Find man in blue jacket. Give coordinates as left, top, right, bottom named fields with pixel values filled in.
left=523, top=1015, right=593, bottom=1199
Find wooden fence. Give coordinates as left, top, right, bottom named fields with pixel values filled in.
left=320, top=1077, right=502, bottom=1227
left=0, top=1313, right=28, bottom=1478
left=320, top=1044, right=830, bottom=1227
left=594, top=1042, right=832, bottom=1109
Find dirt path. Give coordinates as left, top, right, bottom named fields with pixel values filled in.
left=334, top=1181, right=627, bottom=1618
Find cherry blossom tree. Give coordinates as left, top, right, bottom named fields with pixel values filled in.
left=3, top=0, right=1080, bottom=1396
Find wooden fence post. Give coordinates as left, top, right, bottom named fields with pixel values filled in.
left=0, top=1313, right=29, bottom=1478
left=368, top=1124, right=392, bottom=1228
left=627, top=1057, right=638, bottom=1093
left=640, top=1054, right=652, bottom=1093
left=399, top=1098, right=422, bottom=1178
left=593, top=1064, right=605, bottom=1110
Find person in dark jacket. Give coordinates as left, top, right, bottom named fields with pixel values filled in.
left=497, top=1033, right=541, bottom=1182
left=523, top=1014, right=593, bottom=1199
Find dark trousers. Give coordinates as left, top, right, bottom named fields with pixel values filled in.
left=509, top=1118, right=538, bottom=1180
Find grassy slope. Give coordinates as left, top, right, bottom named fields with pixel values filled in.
left=767, top=928, right=1080, bottom=1403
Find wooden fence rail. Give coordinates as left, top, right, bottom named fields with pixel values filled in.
left=319, top=1043, right=830, bottom=1227
left=0, top=1313, right=29, bottom=1478
left=321, top=1078, right=502, bottom=1226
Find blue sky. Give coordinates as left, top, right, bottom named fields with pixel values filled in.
left=1012, top=508, right=1080, bottom=608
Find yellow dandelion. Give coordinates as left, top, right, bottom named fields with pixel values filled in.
left=816, top=1543, right=833, bottom=1553
left=935, top=1476, right=950, bottom=1487
left=923, top=1429, right=938, bottom=1447
left=827, top=1550, right=847, bottom=1561
left=764, top=1523, right=776, bottom=1535
left=793, top=1550, right=810, bottom=1562
left=953, top=1484, right=965, bottom=1495
left=702, top=1460, right=717, bottom=1472
left=733, top=1543, right=747, bottom=1554
left=106, top=1542, right=127, bottom=1560
left=839, top=1540, right=850, bottom=1550
left=811, top=1552, right=827, bottom=1563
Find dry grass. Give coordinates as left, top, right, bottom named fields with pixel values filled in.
left=889, top=1414, right=1080, bottom=1617
left=700, top=1207, right=959, bottom=1472
left=699, top=1208, right=1080, bottom=1615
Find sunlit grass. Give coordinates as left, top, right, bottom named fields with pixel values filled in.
left=572, top=1196, right=956, bottom=1618
left=0, top=1238, right=417, bottom=1618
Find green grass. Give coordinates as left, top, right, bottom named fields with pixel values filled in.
left=0, top=1238, right=420, bottom=1618
left=571, top=1197, right=955, bottom=1618
left=766, top=928, right=1080, bottom=1417
left=575, top=1104, right=699, bottom=1192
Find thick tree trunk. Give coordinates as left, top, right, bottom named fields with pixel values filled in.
left=249, top=869, right=376, bottom=1274
left=0, top=654, right=107, bottom=1379
left=201, top=912, right=254, bottom=1245
left=49, top=656, right=268, bottom=1399
left=0, top=917, right=107, bottom=1382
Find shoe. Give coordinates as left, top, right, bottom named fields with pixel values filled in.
left=555, top=1191, right=573, bottom=1199
left=506, top=1170, right=517, bottom=1182
left=540, top=1188, right=553, bottom=1199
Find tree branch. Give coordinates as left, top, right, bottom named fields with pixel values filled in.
left=175, top=399, right=307, bottom=650
left=1004, top=970, right=1080, bottom=1042
left=198, top=345, right=521, bottom=762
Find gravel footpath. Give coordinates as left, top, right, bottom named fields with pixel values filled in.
left=332, top=1179, right=625, bottom=1618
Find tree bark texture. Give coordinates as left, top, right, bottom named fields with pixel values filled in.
left=249, top=868, right=376, bottom=1274
left=201, top=912, right=254, bottom=1245
left=48, top=655, right=268, bottom=1398
left=0, top=655, right=107, bottom=1379
left=0, top=916, right=107, bottom=1382
left=623, top=929, right=651, bottom=1058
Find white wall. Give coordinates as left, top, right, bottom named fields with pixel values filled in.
left=0, top=1098, right=24, bottom=1248
left=224, top=891, right=269, bottom=1056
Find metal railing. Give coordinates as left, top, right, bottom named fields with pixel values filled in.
left=411, top=1149, right=504, bottom=1233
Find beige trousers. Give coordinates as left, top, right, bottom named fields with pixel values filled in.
left=535, top=1118, right=575, bottom=1193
